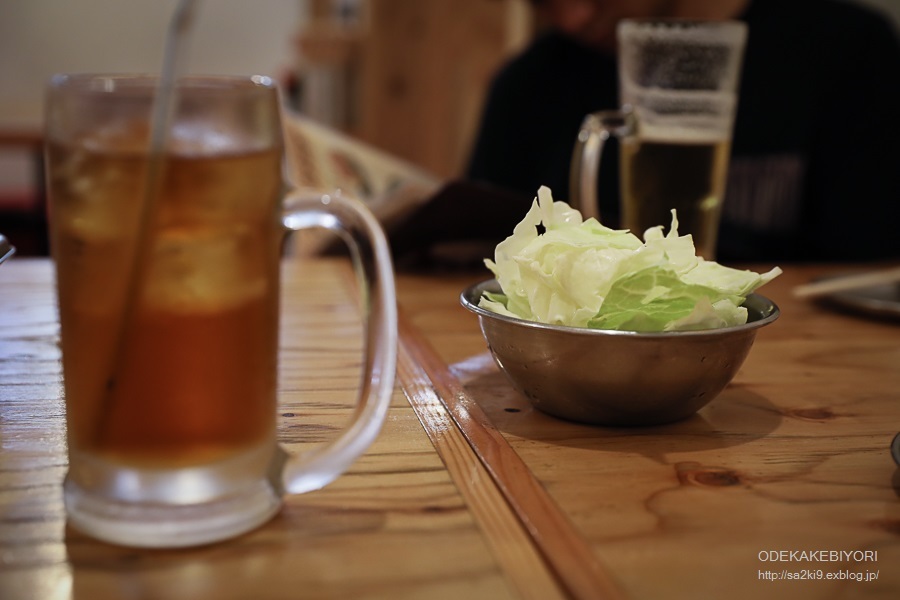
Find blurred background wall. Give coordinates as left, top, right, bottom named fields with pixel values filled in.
left=0, top=0, right=300, bottom=107
left=0, top=0, right=305, bottom=254
left=0, top=0, right=530, bottom=254
left=1, top=0, right=897, bottom=255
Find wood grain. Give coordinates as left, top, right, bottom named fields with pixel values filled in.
left=3, top=257, right=899, bottom=599
left=398, top=263, right=900, bottom=600
left=398, top=313, right=625, bottom=600
left=396, top=326, right=566, bottom=600
left=356, top=0, right=530, bottom=177
left=0, top=259, right=518, bottom=600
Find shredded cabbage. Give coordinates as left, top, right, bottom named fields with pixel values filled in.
left=480, top=186, right=781, bottom=332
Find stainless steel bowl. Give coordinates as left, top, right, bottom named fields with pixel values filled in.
left=0, top=234, right=15, bottom=265
left=460, top=279, right=779, bottom=426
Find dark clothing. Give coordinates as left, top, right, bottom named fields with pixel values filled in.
left=464, top=0, right=900, bottom=262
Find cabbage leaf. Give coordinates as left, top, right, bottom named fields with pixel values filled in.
left=480, top=186, right=781, bottom=331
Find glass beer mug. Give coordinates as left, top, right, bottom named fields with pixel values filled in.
left=45, top=74, right=397, bottom=548
left=571, top=19, right=747, bottom=259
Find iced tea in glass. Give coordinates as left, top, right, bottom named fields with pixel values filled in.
left=45, top=74, right=397, bottom=548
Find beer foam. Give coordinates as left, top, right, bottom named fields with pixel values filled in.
left=631, top=126, right=729, bottom=144
left=625, top=86, right=736, bottom=140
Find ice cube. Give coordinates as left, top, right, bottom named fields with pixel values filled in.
left=142, top=225, right=268, bottom=314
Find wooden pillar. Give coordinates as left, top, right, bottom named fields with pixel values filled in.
left=355, top=0, right=531, bottom=178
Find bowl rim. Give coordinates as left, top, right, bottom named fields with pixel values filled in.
left=460, top=278, right=780, bottom=338
left=0, top=234, right=15, bottom=265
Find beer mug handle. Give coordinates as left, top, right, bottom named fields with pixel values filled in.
left=278, top=191, right=398, bottom=495
left=569, top=109, right=634, bottom=221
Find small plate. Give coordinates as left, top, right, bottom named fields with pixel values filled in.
left=818, top=281, right=900, bottom=321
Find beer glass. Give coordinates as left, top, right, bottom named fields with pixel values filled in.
left=44, top=74, right=397, bottom=548
left=571, top=19, right=747, bottom=259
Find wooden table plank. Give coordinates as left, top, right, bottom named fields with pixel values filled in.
left=398, top=312, right=624, bottom=600
left=0, top=258, right=519, bottom=600
left=397, top=263, right=900, bottom=600
left=396, top=324, right=567, bottom=600
left=3, top=256, right=900, bottom=599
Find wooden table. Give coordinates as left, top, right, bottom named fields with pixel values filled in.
left=1, top=257, right=898, bottom=599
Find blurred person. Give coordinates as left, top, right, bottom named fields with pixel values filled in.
left=438, top=0, right=899, bottom=263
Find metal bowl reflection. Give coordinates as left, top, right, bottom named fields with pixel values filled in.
left=460, top=279, right=779, bottom=426
left=0, top=234, right=15, bottom=265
